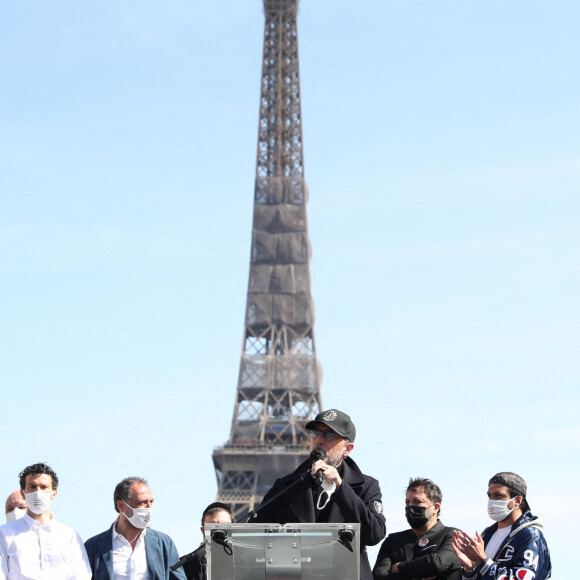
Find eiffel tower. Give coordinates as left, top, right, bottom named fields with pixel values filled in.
left=212, top=0, right=323, bottom=520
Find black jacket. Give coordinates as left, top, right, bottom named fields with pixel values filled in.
left=254, top=456, right=386, bottom=580
left=182, top=546, right=205, bottom=580
left=373, top=520, right=461, bottom=580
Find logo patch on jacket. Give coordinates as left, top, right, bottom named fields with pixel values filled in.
left=373, top=501, right=383, bottom=514
left=515, top=569, right=535, bottom=580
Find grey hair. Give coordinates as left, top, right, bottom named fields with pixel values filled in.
left=113, top=476, right=148, bottom=513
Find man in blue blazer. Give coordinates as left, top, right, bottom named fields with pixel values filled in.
left=85, top=476, right=185, bottom=580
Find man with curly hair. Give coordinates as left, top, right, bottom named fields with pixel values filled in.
left=0, top=462, right=91, bottom=579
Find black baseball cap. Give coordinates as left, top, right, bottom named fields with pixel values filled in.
left=488, top=472, right=527, bottom=498
left=305, top=409, right=356, bottom=442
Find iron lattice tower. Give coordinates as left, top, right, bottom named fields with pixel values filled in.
left=212, top=0, right=323, bottom=520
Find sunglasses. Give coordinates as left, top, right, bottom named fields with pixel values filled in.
left=307, top=429, right=341, bottom=441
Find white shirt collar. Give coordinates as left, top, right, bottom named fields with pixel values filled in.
left=23, top=511, right=55, bottom=529
left=112, top=519, right=147, bottom=543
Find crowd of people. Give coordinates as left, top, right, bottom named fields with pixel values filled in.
left=1, top=408, right=551, bottom=579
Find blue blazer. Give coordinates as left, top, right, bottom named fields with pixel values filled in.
left=85, top=524, right=186, bottom=580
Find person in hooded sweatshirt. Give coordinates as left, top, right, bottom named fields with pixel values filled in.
left=451, top=472, right=551, bottom=580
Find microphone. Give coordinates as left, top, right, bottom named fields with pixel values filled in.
left=338, top=528, right=354, bottom=552
left=170, top=543, right=205, bottom=571
left=309, top=448, right=325, bottom=487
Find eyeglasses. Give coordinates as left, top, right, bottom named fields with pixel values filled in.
left=307, top=429, right=340, bottom=441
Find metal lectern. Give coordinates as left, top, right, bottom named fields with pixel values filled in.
left=206, top=523, right=360, bottom=580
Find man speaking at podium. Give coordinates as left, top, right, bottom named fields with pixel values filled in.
left=255, top=408, right=386, bottom=580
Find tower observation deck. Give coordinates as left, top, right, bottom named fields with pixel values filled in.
left=212, top=0, right=323, bottom=520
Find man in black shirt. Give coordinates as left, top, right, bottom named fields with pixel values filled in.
left=373, top=477, right=461, bottom=580
left=182, top=502, right=233, bottom=580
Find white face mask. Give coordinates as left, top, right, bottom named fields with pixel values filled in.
left=122, top=501, right=153, bottom=529
left=316, top=480, right=337, bottom=510
left=25, top=491, right=53, bottom=515
left=6, top=507, right=27, bottom=522
left=487, top=498, right=518, bottom=522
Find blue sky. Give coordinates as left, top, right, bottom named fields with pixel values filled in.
left=1, top=0, right=578, bottom=576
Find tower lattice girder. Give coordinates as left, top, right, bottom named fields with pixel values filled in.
left=212, top=0, right=322, bottom=521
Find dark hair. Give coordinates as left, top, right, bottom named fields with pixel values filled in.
left=113, top=477, right=148, bottom=513
left=407, top=477, right=443, bottom=514
left=201, top=502, right=233, bottom=526
left=19, top=463, right=59, bottom=491
left=507, top=485, right=530, bottom=513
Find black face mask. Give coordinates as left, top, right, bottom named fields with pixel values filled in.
left=405, top=505, right=432, bottom=529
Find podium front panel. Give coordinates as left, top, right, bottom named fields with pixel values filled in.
left=206, top=523, right=360, bottom=580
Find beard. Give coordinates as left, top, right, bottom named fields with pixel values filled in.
left=313, top=445, right=344, bottom=468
